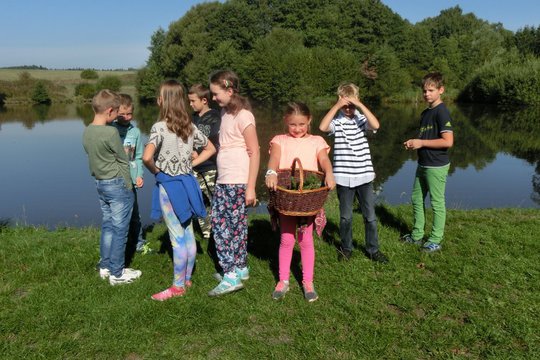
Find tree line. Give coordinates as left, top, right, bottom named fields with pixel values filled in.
left=136, top=0, right=540, bottom=106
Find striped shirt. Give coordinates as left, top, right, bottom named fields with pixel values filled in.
left=329, top=110, right=375, bottom=187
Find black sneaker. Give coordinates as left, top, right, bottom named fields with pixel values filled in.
left=368, top=251, right=389, bottom=264
left=338, top=248, right=353, bottom=261
left=401, top=234, right=422, bottom=245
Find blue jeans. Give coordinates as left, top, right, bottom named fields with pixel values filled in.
left=96, top=177, right=134, bottom=277
left=336, top=182, right=379, bottom=255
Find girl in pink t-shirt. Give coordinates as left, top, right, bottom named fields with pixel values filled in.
left=265, top=102, right=336, bottom=302
left=207, top=70, right=260, bottom=297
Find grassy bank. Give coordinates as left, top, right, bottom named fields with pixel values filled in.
left=1, top=199, right=538, bottom=359
left=0, top=69, right=137, bottom=104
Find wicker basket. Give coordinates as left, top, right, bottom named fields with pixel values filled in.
left=269, top=157, right=330, bottom=216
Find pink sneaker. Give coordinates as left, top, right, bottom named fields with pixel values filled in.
left=151, top=286, right=185, bottom=301
left=185, top=280, right=192, bottom=288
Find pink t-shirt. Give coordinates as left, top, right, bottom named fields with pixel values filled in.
left=269, top=134, right=330, bottom=171
left=217, top=109, right=256, bottom=184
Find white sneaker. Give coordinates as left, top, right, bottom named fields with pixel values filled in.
left=99, top=268, right=110, bottom=279
left=109, top=268, right=142, bottom=286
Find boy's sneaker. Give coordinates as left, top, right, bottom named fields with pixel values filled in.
left=272, top=280, right=290, bottom=300
left=236, top=266, right=250, bottom=281
left=368, top=251, right=389, bottom=264
left=401, top=234, right=422, bottom=245
left=109, top=268, right=142, bottom=286
left=151, top=286, right=186, bottom=301
left=212, top=272, right=223, bottom=282
left=302, top=281, right=319, bottom=303
left=208, top=272, right=243, bottom=297
left=99, top=268, right=110, bottom=279
left=100, top=267, right=140, bottom=280
left=422, top=242, right=442, bottom=253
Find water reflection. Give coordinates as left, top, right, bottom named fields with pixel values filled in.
left=0, top=102, right=538, bottom=227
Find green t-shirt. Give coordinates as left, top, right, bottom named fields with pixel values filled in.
left=82, top=124, right=132, bottom=190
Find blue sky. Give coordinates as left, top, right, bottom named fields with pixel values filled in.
left=1, top=0, right=538, bottom=70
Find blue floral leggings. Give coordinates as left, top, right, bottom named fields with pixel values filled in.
left=159, top=185, right=196, bottom=287
left=211, top=184, right=248, bottom=274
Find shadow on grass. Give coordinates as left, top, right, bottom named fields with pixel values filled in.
left=375, top=204, right=410, bottom=237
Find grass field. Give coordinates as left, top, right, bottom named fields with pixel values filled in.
left=1, top=197, right=538, bottom=359
left=0, top=69, right=137, bottom=102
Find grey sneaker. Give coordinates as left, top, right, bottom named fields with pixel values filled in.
left=272, top=280, right=290, bottom=300
left=422, top=242, right=442, bottom=253
left=401, top=234, right=422, bottom=245
left=302, top=281, right=318, bottom=302
left=109, top=268, right=142, bottom=286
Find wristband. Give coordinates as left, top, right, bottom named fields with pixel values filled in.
left=265, top=169, right=277, bottom=177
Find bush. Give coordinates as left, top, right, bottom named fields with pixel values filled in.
left=75, top=83, right=96, bottom=99
left=31, top=82, right=51, bottom=104
left=95, top=76, right=121, bottom=92
left=80, top=69, right=99, bottom=80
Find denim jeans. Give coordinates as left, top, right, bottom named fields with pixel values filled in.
left=95, top=177, right=134, bottom=277
left=336, top=182, right=379, bottom=254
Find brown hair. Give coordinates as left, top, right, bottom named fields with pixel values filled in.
left=337, top=83, right=360, bottom=99
left=209, top=70, right=251, bottom=114
left=118, top=93, right=133, bottom=108
left=158, top=79, right=193, bottom=142
left=188, top=83, right=211, bottom=102
left=92, top=89, right=120, bottom=114
left=422, top=72, right=444, bottom=88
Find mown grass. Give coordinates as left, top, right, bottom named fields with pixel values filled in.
left=1, top=195, right=538, bottom=359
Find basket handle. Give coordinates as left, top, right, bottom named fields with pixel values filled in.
left=290, top=157, right=304, bottom=191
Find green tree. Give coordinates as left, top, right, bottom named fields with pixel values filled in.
left=80, top=69, right=99, bottom=80
left=75, top=83, right=96, bottom=100
left=31, top=81, right=51, bottom=104
left=95, top=76, right=121, bottom=92
left=136, top=28, right=167, bottom=103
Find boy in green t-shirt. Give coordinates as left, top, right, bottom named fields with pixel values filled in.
left=82, top=89, right=142, bottom=285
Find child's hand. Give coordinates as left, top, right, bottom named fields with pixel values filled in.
left=404, top=139, right=422, bottom=150
left=135, top=177, right=144, bottom=188
left=191, top=151, right=199, bottom=160
left=337, top=96, right=350, bottom=108
left=325, top=173, right=336, bottom=190
left=265, top=173, right=277, bottom=191
left=245, top=188, right=257, bottom=206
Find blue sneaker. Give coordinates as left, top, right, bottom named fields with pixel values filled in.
left=422, top=242, right=442, bottom=253
left=208, top=272, right=243, bottom=297
left=236, top=266, right=249, bottom=281
left=401, top=234, right=422, bottom=245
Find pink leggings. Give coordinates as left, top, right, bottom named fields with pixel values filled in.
left=279, top=214, right=315, bottom=283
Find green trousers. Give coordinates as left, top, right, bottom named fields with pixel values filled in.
left=411, top=164, right=450, bottom=244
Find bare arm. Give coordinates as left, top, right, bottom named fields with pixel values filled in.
left=142, top=143, right=160, bottom=175
left=319, top=98, right=347, bottom=132
left=404, top=131, right=454, bottom=150
left=265, top=143, right=281, bottom=191
left=243, top=124, right=260, bottom=206
left=192, top=140, right=216, bottom=168
left=348, top=97, right=380, bottom=130
left=317, top=149, right=336, bottom=190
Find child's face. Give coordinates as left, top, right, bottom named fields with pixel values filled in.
left=117, top=105, right=133, bottom=124
left=423, top=83, right=444, bottom=107
left=286, top=114, right=311, bottom=138
left=209, top=83, right=233, bottom=108
left=341, top=103, right=356, bottom=118
left=188, top=94, right=207, bottom=113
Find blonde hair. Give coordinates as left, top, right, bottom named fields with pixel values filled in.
left=283, top=101, right=312, bottom=133
left=92, top=89, right=120, bottom=114
left=158, top=80, right=193, bottom=142
left=337, top=83, right=360, bottom=99
left=209, top=70, right=251, bottom=114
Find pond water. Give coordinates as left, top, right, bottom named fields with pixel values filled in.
left=0, top=103, right=538, bottom=228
